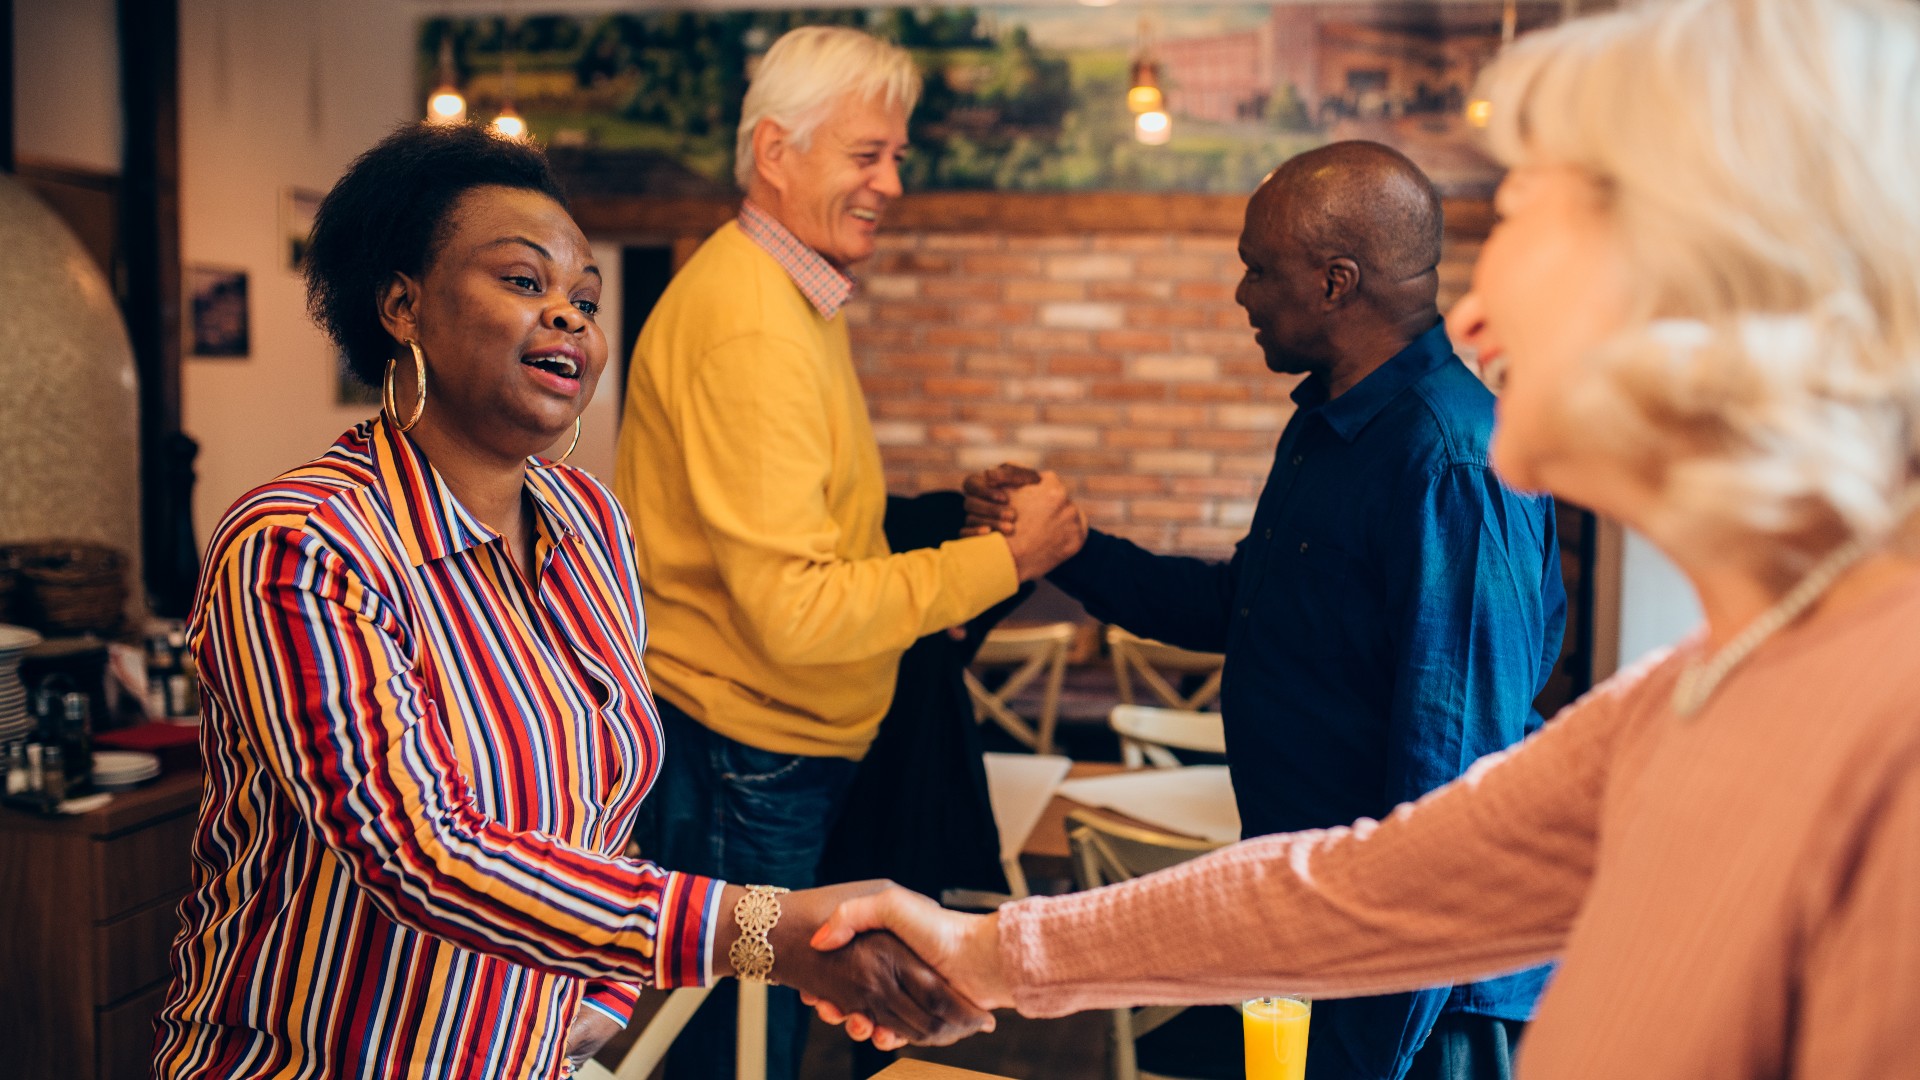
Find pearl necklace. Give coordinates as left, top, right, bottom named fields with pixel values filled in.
left=1672, top=487, right=1920, bottom=719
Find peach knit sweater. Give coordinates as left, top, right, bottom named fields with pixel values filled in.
left=1000, top=570, right=1920, bottom=1079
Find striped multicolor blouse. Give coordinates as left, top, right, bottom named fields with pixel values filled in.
left=153, top=417, right=722, bottom=1079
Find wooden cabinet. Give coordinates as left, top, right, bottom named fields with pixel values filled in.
left=0, top=770, right=202, bottom=1079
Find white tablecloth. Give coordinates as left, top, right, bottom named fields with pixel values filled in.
left=1056, top=765, right=1241, bottom=844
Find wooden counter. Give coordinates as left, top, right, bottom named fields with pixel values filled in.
left=0, top=769, right=203, bottom=1079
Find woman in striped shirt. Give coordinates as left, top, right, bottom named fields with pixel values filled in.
left=152, top=123, right=985, bottom=1079
left=809, top=1, right=1920, bottom=1077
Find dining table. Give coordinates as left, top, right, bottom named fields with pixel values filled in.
left=1015, top=760, right=1239, bottom=883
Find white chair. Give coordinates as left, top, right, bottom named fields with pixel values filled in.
left=1067, top=808, right=1227, bottom=1080
left=1108, top=703, right=1227, bottom=769
left=965, top=621, right=1077, bottom=754
left=1107, top=626, right=1224, bottom=713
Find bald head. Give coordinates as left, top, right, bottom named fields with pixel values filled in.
left=1252, top=140, right=1443, bottom=315
left=1233, top=141, right=1446, bottom=389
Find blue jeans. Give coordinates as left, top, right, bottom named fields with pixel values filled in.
left=638, top=698, right=858, bottom=1080
left=1402, top=1014, right=1524, bottom=1080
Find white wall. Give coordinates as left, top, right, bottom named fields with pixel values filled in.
left=14, top=0, right=122, bottom=171
left=178, top=0, right=411, bottom=544
left=175, top=0, right=624, bottom=546
left=1617, top=528, right=1702, bottom=666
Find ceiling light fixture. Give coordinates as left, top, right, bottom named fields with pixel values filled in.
left=1135, top=109, right=1171, bottom=145
left=489, top=14, right=528, bottom=140
left=1130, top=16, right=1171, bottom=144
left=426, top=36, right=466, bottom=124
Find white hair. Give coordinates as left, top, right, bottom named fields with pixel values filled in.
left=733, top=26, right=921, bottom=190
left=1478, top=0, right=1920, bottom=583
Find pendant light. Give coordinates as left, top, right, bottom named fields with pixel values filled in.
left=1134, top=109, right=1172, bottom=145
left=488, top=9, right=528, bottom=140
left=1466, top=0, right=1521, bottom=128
left=426, top=36, right=467, bottom=124
left=1130, top=16, right=1170, bottom=145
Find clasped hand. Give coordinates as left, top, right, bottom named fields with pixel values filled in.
left=740, top=881, right=997, bottom=1052
left=961, top=464, right=1088, bottom=581
left=800, top=886, right=1011, bottom=1047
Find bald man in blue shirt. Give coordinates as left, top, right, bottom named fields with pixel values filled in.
left=967, top=142, right=1565, bottom=1080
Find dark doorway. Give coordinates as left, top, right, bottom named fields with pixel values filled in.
left=1535, top=503, right=1600, bottom=718
left=618, top=245, right=675, bottom=409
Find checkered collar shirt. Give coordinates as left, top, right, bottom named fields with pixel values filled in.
left=737, top=199, right=856, bottom=319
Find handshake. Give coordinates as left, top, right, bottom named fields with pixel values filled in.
left=962, top=463, right=1090, bottom=583
left=565, top=882, right=1001, bottom=1067
left=569, top=466, right=1085, bottom=1065
left=748, top=881, right=1006, bottom=1051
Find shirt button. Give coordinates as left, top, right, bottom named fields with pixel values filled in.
left=1299, top=542, right=1309, bottom=554
left=1291, top=454, right=1304, bottom=466
left=1239, top=607, right=1250, bottom=618
left=1263, top=528, right=1273, bottom=541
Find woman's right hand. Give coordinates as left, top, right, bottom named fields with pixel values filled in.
left=721, top=881, right=996, bottom=1049
left=808, top=886, right=1015, bottom=1014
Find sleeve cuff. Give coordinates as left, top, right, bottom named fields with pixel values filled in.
left=652, top=872, right=727, bottom=990
left=940, top=532, right=1021, bottom=616
left=1045, top=528, right=1117, bottom=597
left=580, top=983, right=640, bottom=1028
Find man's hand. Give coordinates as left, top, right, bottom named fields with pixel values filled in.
left=563, top=1008, right=623, bottom=1071
left=1003, top=472, right=1088, bottom=581
left=720, top=881, right=996, bottom=1050
left=806, top=886, right=1014, bottom=1015
left=962, top=463, right=1043, bottom=536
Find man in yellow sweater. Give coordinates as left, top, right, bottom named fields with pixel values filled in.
left=613, top=26, right=1084, bottom=1080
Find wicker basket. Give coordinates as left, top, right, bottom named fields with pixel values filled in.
left=5, top=541, right=129, bottom=636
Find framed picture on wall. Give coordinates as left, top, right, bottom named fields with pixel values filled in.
left=281, top=186, right=323, bottom=271
left=187, top=264, right=250, bottom=358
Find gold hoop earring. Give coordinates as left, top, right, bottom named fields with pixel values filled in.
left=383, top=340, right=427, bottom=433
left=534, top=418, right=582, bottom=469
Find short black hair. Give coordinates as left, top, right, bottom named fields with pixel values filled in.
left=305, top=122, right=568, bottom=387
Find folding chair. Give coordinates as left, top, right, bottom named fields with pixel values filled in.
left=1107, top=704, right=1227, bottom=770
left=1106, top=627, right=1224, bottom=715
left=1067, top=808, right=1229, bottom=1080
left=964, top=621, right=1077, bottom=754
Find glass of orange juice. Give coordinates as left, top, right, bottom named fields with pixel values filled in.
left=1242, top=995, right=1311, bottom=1080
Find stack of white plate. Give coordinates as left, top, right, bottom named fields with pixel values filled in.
left=0, top=624, right=41, bottom=743
left=91, top=750, right=161, bottom=791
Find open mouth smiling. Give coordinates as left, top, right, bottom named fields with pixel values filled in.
left=522, top=352, right=581, bottom=379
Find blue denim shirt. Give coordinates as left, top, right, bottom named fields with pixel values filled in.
left=1051, top=323, right=1565, bottom=1079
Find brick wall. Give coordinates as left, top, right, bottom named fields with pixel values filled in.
left=846, top=229, right=1481, bottom=558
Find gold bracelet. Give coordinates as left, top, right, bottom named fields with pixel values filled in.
left=728, top=884, right=790, bottom=984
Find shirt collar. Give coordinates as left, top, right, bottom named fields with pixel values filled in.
left=369, top=415, right=576, bottom=568
left=737, top=199, right=856, bottom=319
left=1291, top=321, right=1459, bottom=443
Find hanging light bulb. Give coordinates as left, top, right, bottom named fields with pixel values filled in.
left=1128, top=15, right=1166, bottom=118
left=426, top=36, right=466, bottom=124
left=1466, top=0, right=1520, bottom=130
left=489, top=104, right=527, bottom=140
left=489, top=16, right=527, bottom=140
left=1127, top=58, right=1164, bottom=115
left=1135, top=109, right=1172, bottom=145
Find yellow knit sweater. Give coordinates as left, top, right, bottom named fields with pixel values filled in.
left=614, top=222, right=1018, bottom=759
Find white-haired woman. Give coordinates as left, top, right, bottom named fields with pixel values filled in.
left=809, top=1, right=1920, bottom=1075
